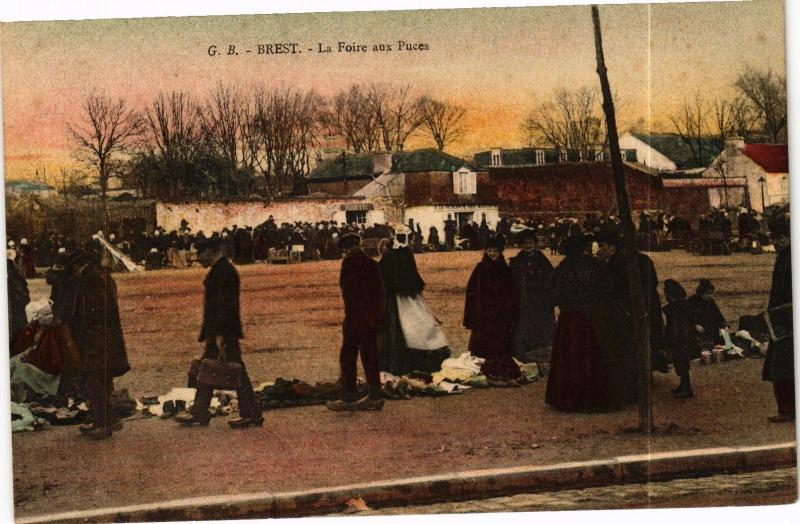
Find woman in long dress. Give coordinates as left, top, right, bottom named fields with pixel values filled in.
left=463, top=236, right=522, bottom=385
left=545, top=234, right=623, bottom=412
left=379, top=226, right=449, bottom=375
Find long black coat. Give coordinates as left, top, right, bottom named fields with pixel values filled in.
left=763, top=245, right=793, bottom=382
left=199, top=257, right=243, bottom=342
left=7, top=260, right=30, bottom=346
left=73, top=262, right=130, bottom=377
left=605, top=250, right=665, bottom=352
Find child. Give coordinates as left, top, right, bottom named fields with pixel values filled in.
left=663, top=279, right=698, bottom=398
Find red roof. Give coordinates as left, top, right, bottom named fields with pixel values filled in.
left=742, top=144, right=789, bottom=173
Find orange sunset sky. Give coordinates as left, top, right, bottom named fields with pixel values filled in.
left=0, top=0, right=787, bottom=183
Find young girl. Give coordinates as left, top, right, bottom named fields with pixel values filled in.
left=663, top=279, right=698, bottom=398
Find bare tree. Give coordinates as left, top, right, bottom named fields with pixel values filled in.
left=522, top=87, right=605, bottom=158
left=368, top=83, right=423, bottom=152
left=734, top=67, right=787, bottom=144
left=198, top=83, right=255, bottom=196
left=418, top=96, right=466, bottom=152
left=669, top=94, right=710, bottom=167
left=711, top=95, right=758, bottom=149
left=68, top=92, right=142, bottom=232
left=140, top=91, right=206, bottom=199
left=324, top=85, right=381, bottom=154
left=250, top=86, right=325, bottom=196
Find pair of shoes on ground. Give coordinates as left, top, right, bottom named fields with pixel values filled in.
left=79, top=419, right=123, bottom=440
left=174, top=412, right=264, bottom=428
left=767, top=413, right=795, bottom=423
left=326, top=395, right=385, bottom=412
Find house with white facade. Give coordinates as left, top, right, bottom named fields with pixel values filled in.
left=702, top=137, right=789, bottom=213
left=307, top=149, right=499, bottom=233
left=619, top=132, right=721, bottom=172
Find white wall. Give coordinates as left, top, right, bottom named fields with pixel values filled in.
left=157, top=198, right=371, bottom=232
left=619, top=132, right=678, bottom=171
left=703, top=150, right=788, bottom=213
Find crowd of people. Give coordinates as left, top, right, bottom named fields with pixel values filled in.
left=8, top=207, right=771, bottom=275
left=5, top=205, right=793, bottom=438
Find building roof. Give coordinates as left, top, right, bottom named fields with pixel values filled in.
left=742, top=144, right=789, bottom=173
left=308, top=149, right=478, bottom=182
left=631, top=133, right=721, bottom=170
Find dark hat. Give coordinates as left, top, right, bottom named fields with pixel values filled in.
left=594, top=230, right=621, bottom=247
left=768, top=215, right=790, bottom=238
left=485, top=235, right=505, bottom=251
left=516, top=228, right=536, bottom=242
left=664, top=279, right=687, bottom=301
left=696, top=278, right=715, bottom=295
left=338, top=232, right=361, bottom=250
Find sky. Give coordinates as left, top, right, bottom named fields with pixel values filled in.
left=0, top=0, right=787, bottom=182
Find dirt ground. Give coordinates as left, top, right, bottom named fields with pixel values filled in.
left=12, top=250, right=796, bottom=518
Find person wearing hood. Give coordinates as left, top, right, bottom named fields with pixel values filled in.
left=545, top=233, right=624, bottom=412
left=685, top=279, right=727, bottom=349
left=663, top=279, right=698, bottom=398
left=510, top=228, right=555, bottom=366
left=762, top=216, right=794, bottom=423
left=463, top=235, right=522, bottom=385
left=378, top=226, right=449, bottom=376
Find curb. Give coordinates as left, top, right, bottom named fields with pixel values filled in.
left=17, top=441, right=797, bottom=523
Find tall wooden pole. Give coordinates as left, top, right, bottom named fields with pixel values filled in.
left=592, top=5, right=653, bottom=431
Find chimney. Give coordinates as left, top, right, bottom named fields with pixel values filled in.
left=372, top=151, right=393, bottom=176
left=725, top=136, right=745, bottom=156
left=490, top=148, right=503, bottom=167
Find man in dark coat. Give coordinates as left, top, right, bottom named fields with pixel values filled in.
left=54, top=249, right=131, bottom=439
left=597, top=231, right=669, bottom=375
left=762, top=217, right=794, bottom=422
left=663, top=279, right=698, bottom=398
left=510, top=229, right=555, bottom=364
left=7, top=257, right=30, bottom=352
left=176, top=237, right=262, bottom=428
left=327, top=233, right=386, bottom=411
left=444, top=215, right=457, bottom=251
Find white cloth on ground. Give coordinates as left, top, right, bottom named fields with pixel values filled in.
left=396, top=294, right=449, bottom=351
left=432, top=353, right=485, bottom=384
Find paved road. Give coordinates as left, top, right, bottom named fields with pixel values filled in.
left=350, top=468, right=798, bottom=515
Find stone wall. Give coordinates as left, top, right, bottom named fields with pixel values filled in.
left=156, top=198, right=368, bottom=232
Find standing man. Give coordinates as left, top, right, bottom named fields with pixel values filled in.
left=61, top=249, right=131, bottom=440
left=176, top=237, right=263, bottom=428
left=327, top=233, right=386, bottom=412
left=7, top=252, right=30, bottom=353
left=763, top=216, right=794, bottom=422
left=444, top=215, right=457, bottom=251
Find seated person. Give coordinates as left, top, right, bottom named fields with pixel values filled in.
left=686, top=279, right=727, bottom=348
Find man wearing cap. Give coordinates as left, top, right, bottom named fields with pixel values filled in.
left=762, top=216, right=794, bottom=422
left=176, top=237, right=263, bottom=427
left=327, top=233, right=386, bottom=411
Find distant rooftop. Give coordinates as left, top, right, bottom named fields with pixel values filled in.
left=308, top=149, right=479, bottom=182
left=630, top=132, right=721, bottom=170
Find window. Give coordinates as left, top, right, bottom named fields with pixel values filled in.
left=346, top=210, right=367, bottom=225
left=491, top=153, right=501, bottom=166
left=559, top=150, right=568, bottom=163
left=453, top=169, right=477, bottom=195
left=535, top=150, right=545, bottom=165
